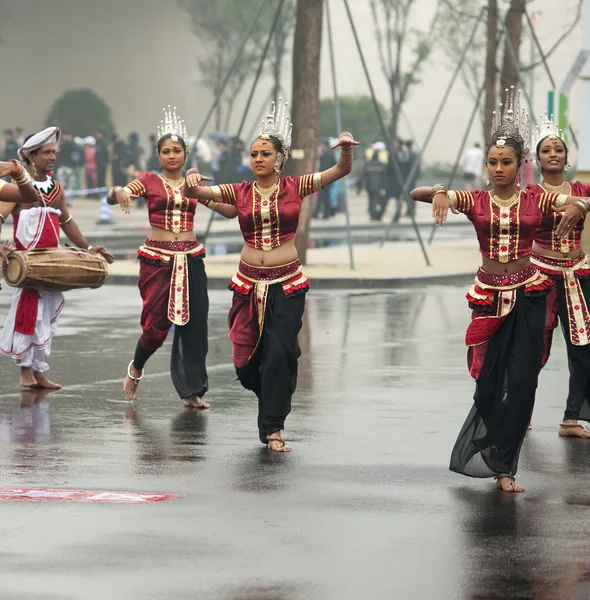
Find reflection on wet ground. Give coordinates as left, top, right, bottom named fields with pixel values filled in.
left=0, top=285, right=586, bottom=599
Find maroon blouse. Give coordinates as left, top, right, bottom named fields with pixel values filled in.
left=126, top=172, right=197, bottom=233
left=449, top=188, right=562, bottom=263
left=210, top=174, right=322, bottom=251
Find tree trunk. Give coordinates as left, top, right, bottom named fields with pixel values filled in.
left=483, top=0, right=498, bottom=142
left=289, top=0, right=323, bottom=265
left=500, top=0, right=525, bottom=96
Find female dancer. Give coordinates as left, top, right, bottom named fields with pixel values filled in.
left=108, top=107, right=236, bottom=409
left=529, top=115, right=590, bottom=438
left=184, top=100, right=357, bottom=451
left=411, top=89, right=587, bottom=492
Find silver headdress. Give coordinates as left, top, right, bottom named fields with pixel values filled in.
left=260, top=98, right=293, bottom=156
left=157, top=105, right=188, bottom=142
left=490, top=87, right=530, bottom=157
left=532, top=112, right=564, bottom=155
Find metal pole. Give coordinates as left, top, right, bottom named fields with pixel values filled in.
left=326, top=0, right=355, bottom=270
left=342, top=0, right=431, bottom=266
left=195, top=0, right=269, bottom=142
left=428, top=81, right=486, bottom=244
left=235, top=0, right=286, bottom=141
left=380, top=5, right=486, bottom=246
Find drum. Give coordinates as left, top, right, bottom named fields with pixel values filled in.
left=2, top=247, right=108, bottom=292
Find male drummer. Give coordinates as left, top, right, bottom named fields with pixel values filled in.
left=0, top=127, right=114, bottom=389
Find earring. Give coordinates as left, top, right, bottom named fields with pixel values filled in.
left=274, top=156, right=283, bottom=174
left=565, top=163, right=570, bottom=173
left=486, top=179, right=490, bottom=187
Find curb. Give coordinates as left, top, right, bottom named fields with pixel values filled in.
left=104, top=272, right=475, bottom=290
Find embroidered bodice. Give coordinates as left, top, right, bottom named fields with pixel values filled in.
left=530, top=181, right=590, bottom=254
left=449, top=188, right=561, bottom=263
left=210, top=174, right=322, bottom=251
left=32, top=175, right=62, bottom=206
left=127, top=172, right=197, bottom=233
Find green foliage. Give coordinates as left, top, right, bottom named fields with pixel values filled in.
left=320, top=96, right=388, bottom=147
left=46, top=89, right=114, bottom=137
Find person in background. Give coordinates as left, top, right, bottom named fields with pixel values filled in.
left=313, top=140, right=337, bottom=219
left=2, top=130, right=18, bottom=162
left=83, top=136, right=98, bottom=198
left=357, top=143, right=388, bottom=221
left=14, top=128, right=25, bottom=147
left=54, top=130, right=78, bottom=205
left=95, top=130, right=109, bottom=192
left=111, top=133, right=127, bottom=187
left=462, top=142, right=484, bottom=191
left=147, top=134, right=160, bottom=172
left=127, top=132, right=144, bottom=172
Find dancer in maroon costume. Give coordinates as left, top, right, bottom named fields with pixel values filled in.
left=184, top=99, right=358, bottom=451
left=108, top=107, right=235, bottom=409
left=411, top=89, right=586, bottom=492
left=527, top=115, right=590, bottom=438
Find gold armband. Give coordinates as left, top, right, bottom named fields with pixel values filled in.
left=210, top=186, right=222, bottom=203
left=446, top=190, right=457, bottom=207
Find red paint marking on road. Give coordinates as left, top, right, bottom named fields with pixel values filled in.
left=0, top=488, right=181, bottom=504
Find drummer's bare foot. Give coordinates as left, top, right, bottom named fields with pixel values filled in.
left=124, top=362, right=143, bottom=400
left=183, top=395, right=210, bottom=409
left=19, top=367, right=38, bottom=388
left=559, top=420, right=590, bottom=439
left=496, top=475, right=524, bottom=493
left=33, top=372, right=62, bottom=390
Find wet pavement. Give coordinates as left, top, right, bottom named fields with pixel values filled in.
left=0, top=285, right=588, bottom=600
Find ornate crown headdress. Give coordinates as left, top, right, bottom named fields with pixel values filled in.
left=260, top=98, right=293, bottom=155
left=157, top=105, right=188, bottom=142
left=531, top=112, right=564, bottom=158
left=490, top=86, right=530, bottom=157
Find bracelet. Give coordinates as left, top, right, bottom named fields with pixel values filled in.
left=431, top=184, right=448, bottom=199
left=87, top=245, right=93, bottom=251
left=60, top=215, right=73, bottom=225
left=574, top=200, right=589, bottom=216
left=203, top=199, right=219, bottom=211
left=338, top=131, right=353, bottom=140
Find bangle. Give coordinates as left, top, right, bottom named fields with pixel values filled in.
left=338, top=131, right=353, bottom=140
left=87, top=245, right=93, bottom=251
left=203, top=199, right=219, bottom=211
left=574, top=200, right=589, bottom=216
left=431, top=184, right=448, bottom=199
left=60, top=215, right=73, bottom=225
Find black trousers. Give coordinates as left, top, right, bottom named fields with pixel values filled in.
left=450, top=289, right=546, bottom=478
left=134, top=256, right=209, bottom=399
left=235, top=285, right=306, bottom=443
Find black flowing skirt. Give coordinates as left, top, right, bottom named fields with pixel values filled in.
left=450, top=288, right=546, bottom=478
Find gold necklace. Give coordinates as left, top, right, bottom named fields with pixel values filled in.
left=255, top=180, right=279, bottom=200
left=541, top=180, right=569, bottom=194
left=160, top=175, right=184, bottom=188
left=490, top=191, right=520, bottom=208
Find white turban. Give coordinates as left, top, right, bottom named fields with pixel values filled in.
left=18, top=127, right=61, bottom=163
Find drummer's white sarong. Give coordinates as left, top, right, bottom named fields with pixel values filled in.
left=0, top=207, right=64, bottom=372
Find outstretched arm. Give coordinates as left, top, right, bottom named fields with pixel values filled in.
left=411, top=186, right=438, bottom=203
left=0, top=161, right=39, bottom=205
left=184, top=170, right=237, bottom=218
left=318, top=132, right=359, bottom=188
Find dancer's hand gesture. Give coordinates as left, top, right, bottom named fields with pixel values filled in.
left=433, top=191, right=459, bottom=227
left=554, top=203, right=584, bottom=239
left=0, top=161, right=21, bottom=179
left=115, top=188, right=137, bottom=214
left=332, top=132, right=359, bottom=151
left=185, top=169, right=213, bottom=189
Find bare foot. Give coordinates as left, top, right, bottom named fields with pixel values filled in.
left=558, top=422, right=590, bottom=439
left=124, top=362, right=143, bottom=400
left=19, top=367, right=38, bottom=388
left=33, top=372, right=62, bottom=390
left=496, top=476, right=525, bottom=493
left=183, top=396, right=210, bottom=409
left=267, top=433, right=292, bottom=453
left=528, top=423, right=533, bottom=430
